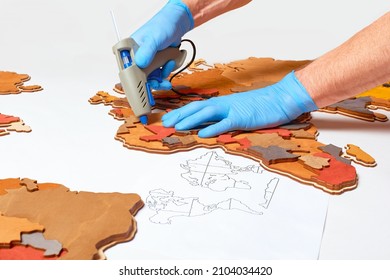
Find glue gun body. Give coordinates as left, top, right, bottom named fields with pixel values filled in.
left=112, top=37, right=187, bottom=124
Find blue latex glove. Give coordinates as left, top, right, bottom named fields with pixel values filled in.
left=131, top=0, right=194, bottom=90
left=162, top=71, right=318, bottom=137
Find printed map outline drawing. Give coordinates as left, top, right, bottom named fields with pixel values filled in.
left=146, top=151, right=279, bottom=224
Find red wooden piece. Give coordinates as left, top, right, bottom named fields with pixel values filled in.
left=140, top=125, right=176, bottom=142
left=255, top=128, right=292, bottom=138
left=0, top=114, right=20, bottom=125
left=312, top=153, right=357, bottom=188
left=217, top=134, right=251, bottom=150
left=0, top=245, right=66, bottom=260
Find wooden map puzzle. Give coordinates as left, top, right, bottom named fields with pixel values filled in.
left=0, top=71, right=42, bottom=137
left=0, top=178, right=144, bottom=260
left=89, top=57, right=390, bottom=195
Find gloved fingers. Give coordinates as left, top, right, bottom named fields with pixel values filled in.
left=198, top=118, right=234, bottom=138
left=162, top=101, right=209, bottom=127
left=161, top=60, right=176, bottom=79
left=134, top=36, right=158, bottom=69
left=174, top=105, right=222, bottom=131
left=148, top=79, right=172, bottom=90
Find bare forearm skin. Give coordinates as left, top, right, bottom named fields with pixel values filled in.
left=296, top=12, right=390, bottom=108
left=183, top=0, right=252, bottom=27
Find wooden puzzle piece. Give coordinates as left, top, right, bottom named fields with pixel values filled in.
left=0, top=113, right=20, bottom=126
left=292, top=129, right=317, bottom=139
left=0, top=214, right=44, bottom=246
left=246, top=133, right=303, bottom=152
left=321, top=97, right=388, bottom=122
left=0, top=129, right=9, bottom=136
left=21, top=232, right=62, bottom=257
left=247, top=145, right=300, bottom=165
left=311, top=153, right=357, bottom=193
left=279, top=122, right=312, bottom=130
left=0, top=180, right=143, bottom=260
left=0, top=71, right=42, bottom=94
left=88, top=91, right=119, bottom=105
left=173, top=87, right=219, bottom=97
left=217, top=134, right=252, bottom=150
left=0, top=178, right=24, bottom=195
left=0, top=245, right=65, bottom=260
left=188, top=58, right=213, bottom=72
left=344, top=144, right=376, bottom=167
left=319, top=144, right=352, bottom=165
left=140, top=125, right=176, bottom=142
left=254, top=128, right=292, bottom=138
left=4, top=120, right=31, bottom=133
left=20, top=178, right=39, bottom=192
left=357, top=82, right=390, bottom=100
left=0, top=114, right=32, bottom=137
left=299, top=154, right=330, bottom=170
left=218, top=57, right=310, bottom=88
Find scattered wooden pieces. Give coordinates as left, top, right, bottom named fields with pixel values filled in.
left=89, top=56, right=385, bottom=194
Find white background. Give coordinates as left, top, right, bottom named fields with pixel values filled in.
left=1, top=0, right=390, bottom=259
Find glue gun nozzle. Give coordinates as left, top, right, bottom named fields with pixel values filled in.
left=139, top=115, right=148, bottom=125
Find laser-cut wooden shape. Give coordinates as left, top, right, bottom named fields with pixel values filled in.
left=0, top=214, right=44, bottom=247
left=0, top=71, right=42, bottom=94
left=320, top=97, right=388, bottom=122
left=345, top=144, right=376, bottom=167
left=0, top=245, right=66, bottom=260
left=247, top=145, right=300, bottom=165
left=21, top=232, right=62, bottom=257
left=299, top=155, right=330, bottom=170
left=0, top=178, right=144, bottom=260
left=319, top=144, right=351, bottom=165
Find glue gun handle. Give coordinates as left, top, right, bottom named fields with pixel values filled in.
left=143, top=47, right=187, bottom=77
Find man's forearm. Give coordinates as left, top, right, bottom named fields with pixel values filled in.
left=296, top=12, right=390, bottom=108
left=183, top=0, right=252, bottom=27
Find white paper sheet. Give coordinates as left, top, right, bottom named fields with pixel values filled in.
left=105, top=147, right=329, bottom=260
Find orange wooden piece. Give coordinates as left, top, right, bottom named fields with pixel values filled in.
left=0, top=71, right=42, bottom=94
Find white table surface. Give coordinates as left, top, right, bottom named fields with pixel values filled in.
left=1, top=0, right=390, bottom=259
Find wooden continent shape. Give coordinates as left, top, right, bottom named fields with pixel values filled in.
left=89, top=57, right=382, bottom=195
left=0, top=178, right=144, bottom=260
left=0, top=71, right=42, bottom=94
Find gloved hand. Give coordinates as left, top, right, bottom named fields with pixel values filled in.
left=162, top=71, right=318, bottom=137
left=131, top=0, right=194, bottom=90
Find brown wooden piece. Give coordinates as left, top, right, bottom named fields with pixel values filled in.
left=299, top=154, right=330, bottom=170
left=0, top=178, right=144, bottom=260
left=247, top=145, right=300, bottom=165
left=20, top=178, right=39, bottom=192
